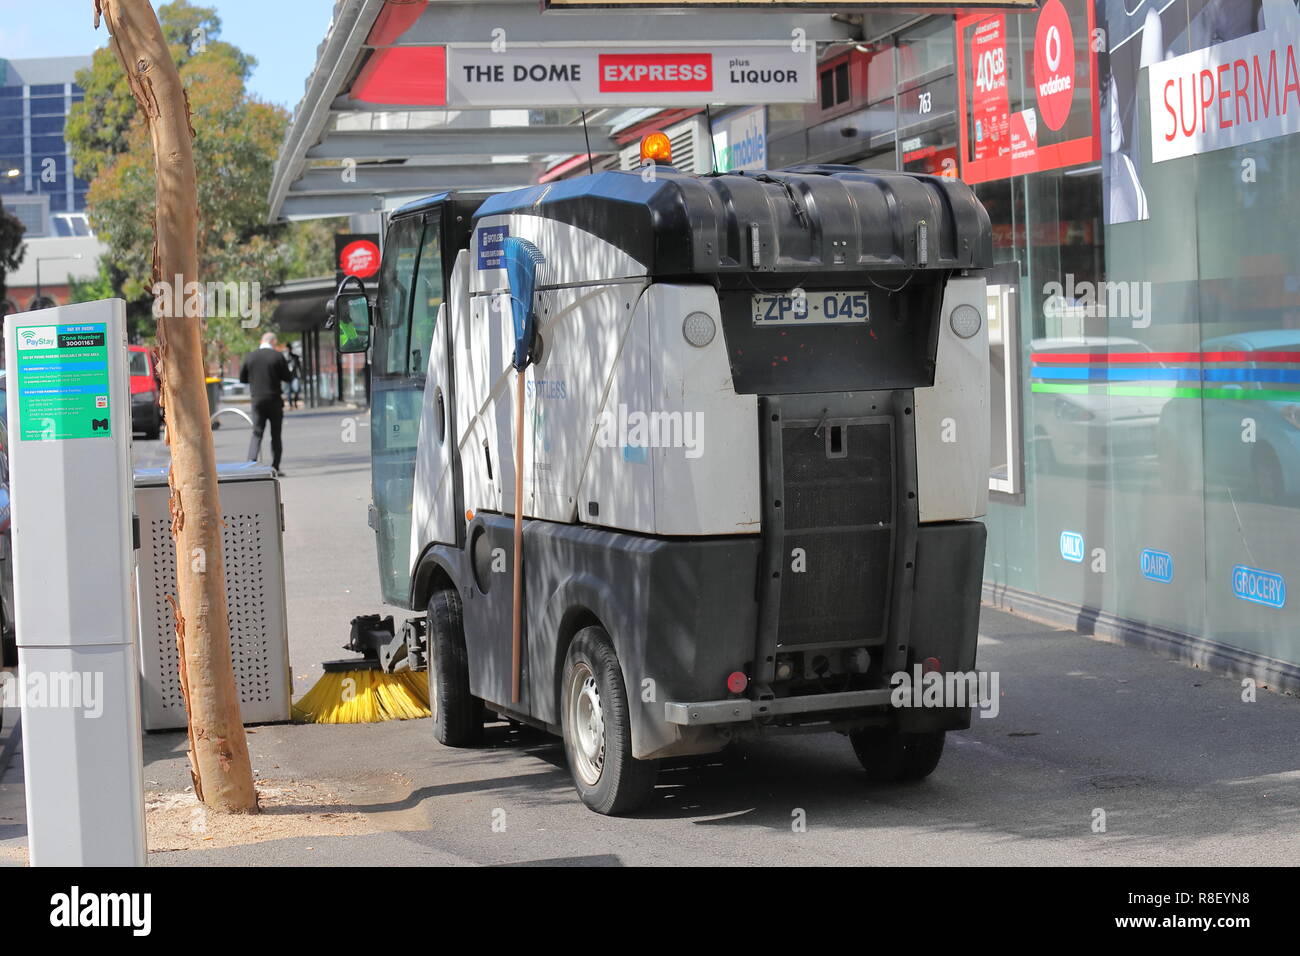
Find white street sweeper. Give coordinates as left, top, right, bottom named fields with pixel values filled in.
left=330, top=134, right=993, bottom=814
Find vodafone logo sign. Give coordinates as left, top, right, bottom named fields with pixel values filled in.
left=1034, top=0, right=1075, bottom=131
left=339, top=239, right=381, bottom=279
left=1045, top=26, right=1062, bottom=72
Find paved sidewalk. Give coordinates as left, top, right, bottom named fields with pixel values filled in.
left=2, top=407, right=1296, bottom=866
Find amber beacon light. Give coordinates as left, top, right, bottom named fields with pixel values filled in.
left=640, top=131, right=672, bottom=165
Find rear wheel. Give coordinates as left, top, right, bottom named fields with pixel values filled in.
left=427, top=588, right=483, bottom=747
left=849, top=727, right=946, bottom=782
left=561, top=627, right=658, bottom=815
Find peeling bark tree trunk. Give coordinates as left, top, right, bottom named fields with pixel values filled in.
left=96, top=0, right=258, bottom=813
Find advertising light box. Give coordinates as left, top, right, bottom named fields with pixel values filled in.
left=955, top=0, right=1100, bottom=185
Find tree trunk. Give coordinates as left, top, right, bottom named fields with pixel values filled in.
left=96, top=0, right=258, bottom=813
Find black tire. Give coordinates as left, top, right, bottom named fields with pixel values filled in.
left=849, top=727, right=946, bottom=782
left=427, top=588, right=483, bottom=747
left=144, top=407, right=162, bottom=441
left=560, top=627, right=658, bottom=815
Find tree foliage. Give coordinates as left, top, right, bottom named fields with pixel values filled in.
left=0, top=199, right=25, bottom=303
left=66, top=2, right=253, bottom=186
left=67, top=1, right=339, bottom=367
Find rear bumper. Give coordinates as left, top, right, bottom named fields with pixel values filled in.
left=664, top=688, right=895, bottom=726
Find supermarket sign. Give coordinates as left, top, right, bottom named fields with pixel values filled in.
left=1232, top=565, right=1286, bottom=609
left=1149, top=6, right=1300, bottom=162
left=446, top=44, right=814, bottom=107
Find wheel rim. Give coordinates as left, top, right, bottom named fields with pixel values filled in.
left=567, top=662, right=605, bottom=786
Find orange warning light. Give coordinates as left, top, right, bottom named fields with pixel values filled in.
left=640, top=131, right=672, bottom=165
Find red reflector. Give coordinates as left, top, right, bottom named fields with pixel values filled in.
left=727, top=671, right=748, bottom=694
left=923, top=656, right=941, bottom=674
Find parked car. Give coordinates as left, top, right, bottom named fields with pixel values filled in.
left=1158, top=329, right=1300, bottom=502
left=1031, top=337, right=1169, bottom=470
left=129, top=345, right=163, bottom=440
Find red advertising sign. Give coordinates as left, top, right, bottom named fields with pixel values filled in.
left=598, top=53, right=712, bottom=93
left=956, top=0, right=1099, bottom=185
left=969, top=15, right=1009, bottom=163
left=339, top=239, right=381, bottom=279
left=1034, top=0, right=1076, bottom=131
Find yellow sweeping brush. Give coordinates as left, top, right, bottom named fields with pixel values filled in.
left=292, top=664, right=430, bottom=724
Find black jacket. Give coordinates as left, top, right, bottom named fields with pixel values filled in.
left=239, top=347, right=292, bottom=401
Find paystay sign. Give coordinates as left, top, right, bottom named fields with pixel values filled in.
left=446, top=44, right=814, bottom=107
left=1149, top=6, right=1300, bottom=162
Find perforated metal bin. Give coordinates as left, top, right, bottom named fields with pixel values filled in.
left=134, top=463, right=291, bottom=731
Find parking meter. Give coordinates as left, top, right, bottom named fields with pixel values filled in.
left=3, top=299, right=146, bottom=866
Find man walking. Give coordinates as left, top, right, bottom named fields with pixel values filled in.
left=240, top=332, right=293, bottom=475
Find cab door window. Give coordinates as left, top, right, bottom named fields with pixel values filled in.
left=377, top=217, right=424, bottom=377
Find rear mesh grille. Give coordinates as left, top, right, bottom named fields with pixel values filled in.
left=777, top=421, right=894, bottom=646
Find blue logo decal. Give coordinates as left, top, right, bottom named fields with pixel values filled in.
left=1232, top=565, right=1286, bottom=609
left=622, top=445, right=649, bottom=465
left=1059, top=531, right=1084, bottom=563
left=1140, top=549, right=1173, bottom=583
left=477, top=225, right=509, bottom=271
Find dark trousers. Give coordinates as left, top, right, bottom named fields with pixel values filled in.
left=247, top=395, right=284, bottom=470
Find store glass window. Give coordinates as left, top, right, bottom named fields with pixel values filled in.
left=818, top=58, right=851, bottom=111
left=865, top=41, right=895, bottom=102
left=897, top=18, right=955, bottom=88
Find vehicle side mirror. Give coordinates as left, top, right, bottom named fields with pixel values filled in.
left=330, top=290, right=371, bottom=354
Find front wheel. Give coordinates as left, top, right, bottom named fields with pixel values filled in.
left=561, top=627, right=658, bottom=815
left=849, top=727, right=946, bottom=782
left=427, top=588, right=483, bottom=747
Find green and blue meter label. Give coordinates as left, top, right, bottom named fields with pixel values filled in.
left=14, top=323, right=112, bottom=441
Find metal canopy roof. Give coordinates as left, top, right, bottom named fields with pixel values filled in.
left=268, top=0, right=861, bottom=222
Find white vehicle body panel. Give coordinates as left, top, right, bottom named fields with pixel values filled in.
left=914, top=275, right=990, bottom=523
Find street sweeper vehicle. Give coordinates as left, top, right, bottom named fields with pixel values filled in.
left=329, top=137, right=993, bottom=814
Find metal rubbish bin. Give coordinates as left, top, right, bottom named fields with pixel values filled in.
left=133, top=462, right=291, bottom=730
left=205, top=376, right=222, bottom=414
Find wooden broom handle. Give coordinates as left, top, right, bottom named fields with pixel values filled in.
left=512, top=368, right=525, bottom=703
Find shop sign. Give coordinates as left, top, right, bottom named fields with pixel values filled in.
left=1149, top=5, right=1300, bottom=162
left=446, top=45, right=814, bottom=107
left=1060, top=530, right=1085, bottom=563
left=1140, top=548, right=1174, bottom=583
left=711, top=106, right=767, bottom=172
left=955, top=0, right=1099, bottom=185
left=334, top=233, right=381, bottom=288
left=1232, top=565, right=1286, bottom=609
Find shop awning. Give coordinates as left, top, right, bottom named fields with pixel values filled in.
left=267, top=0, right=861, bottom=222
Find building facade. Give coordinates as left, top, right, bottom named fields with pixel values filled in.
left=0, top=56, right=93, bottom=239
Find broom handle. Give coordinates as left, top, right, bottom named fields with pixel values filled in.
left=512, top=367, right=525, bottom=704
